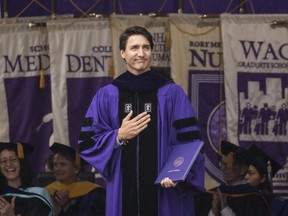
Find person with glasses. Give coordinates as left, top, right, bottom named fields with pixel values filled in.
left=0, top=142, right=53, bottom=216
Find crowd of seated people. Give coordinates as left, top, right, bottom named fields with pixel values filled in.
left=0, top=141, right=106, bottom=216
left=1, top=139, right=287, bottom=216
left=194, top=140, right=288, bottom=216
left=194, top=140, right=272, bottom=216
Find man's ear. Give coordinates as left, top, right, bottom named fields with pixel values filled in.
left=120, top=50, right=125, bottom=58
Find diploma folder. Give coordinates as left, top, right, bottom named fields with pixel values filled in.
left=155, top=140, right=204, bottom=184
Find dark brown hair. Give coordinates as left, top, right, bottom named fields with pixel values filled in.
left=119, top=26, right=154, bottom=51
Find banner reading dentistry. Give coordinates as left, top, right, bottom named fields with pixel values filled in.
left=47, top=18, right=113, bottom=149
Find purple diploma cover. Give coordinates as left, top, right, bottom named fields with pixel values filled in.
left=155, top=140, right=204, bottom=184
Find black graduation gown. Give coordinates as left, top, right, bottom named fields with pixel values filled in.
left=194, top=183, right=271, bottom=216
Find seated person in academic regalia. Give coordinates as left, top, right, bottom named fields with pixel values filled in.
left=245, top=144, right=288, bottom=216
left=194, top=140, right=271, bottom=216
left=45, top=143, right=106, bottom=216
left=0, top=142, right=53, bottom=216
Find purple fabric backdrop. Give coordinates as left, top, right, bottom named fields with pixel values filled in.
left=1, top=0, right=288, bottom=18
left=4, top=76, right=52, bottom=179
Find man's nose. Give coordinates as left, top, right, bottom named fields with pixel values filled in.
left=137, top=48, right=144, bottom=56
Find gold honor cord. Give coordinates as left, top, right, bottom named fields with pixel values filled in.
left=17, top=142, right=24, bottom=159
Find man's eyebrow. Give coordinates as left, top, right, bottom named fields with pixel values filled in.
left=143, top=44, right=151, bottom=48
left=129, top=44, right=140, bottom=48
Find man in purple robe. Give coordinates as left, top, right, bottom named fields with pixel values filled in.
left=78, top=26, right=204, bottom=216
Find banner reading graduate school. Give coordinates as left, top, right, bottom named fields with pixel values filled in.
left=221, top=14, right=288, bottom=195
left=169, top=14, right=224, bottom=188
left=47, top=18, right=113, bottom=148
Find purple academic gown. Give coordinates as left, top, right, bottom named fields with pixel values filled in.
left=79, top=80, right=205, bottom=216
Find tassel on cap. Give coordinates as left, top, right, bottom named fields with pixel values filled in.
left=267, top=160, right=272, bottom=181
left=218, top=140, right=222, bottom=155
left=75, top=149, right=81, bottom=168
left=39, top=68, right=45, bottom=88
left=267, top=160, right=272, bottom=173
left=226, top=152, right=234, bottom=168
left=17, top=142, right=24, bottom=159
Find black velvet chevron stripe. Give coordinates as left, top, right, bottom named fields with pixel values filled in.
left=173, top=117, right=198, bottom=129
left=79, top=131, right=95, bottom=140
left=78, top=137, right=95, bottom=152
left=176, top=130, right=201, bottom=141
left=82, top=117, right=93, bottom=127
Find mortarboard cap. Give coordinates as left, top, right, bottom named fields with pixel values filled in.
left=248, top=144, right=281, bottom=178
left=0, top=142, right=33, bottom=159
left=219, top=140, right=250, bottom=167
left=50, top=142, right=83, bottom=167
left=220, top=140, right=241, bottom=156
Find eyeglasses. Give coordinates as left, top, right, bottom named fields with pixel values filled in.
left=0, top=157, right=19, bottom=165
